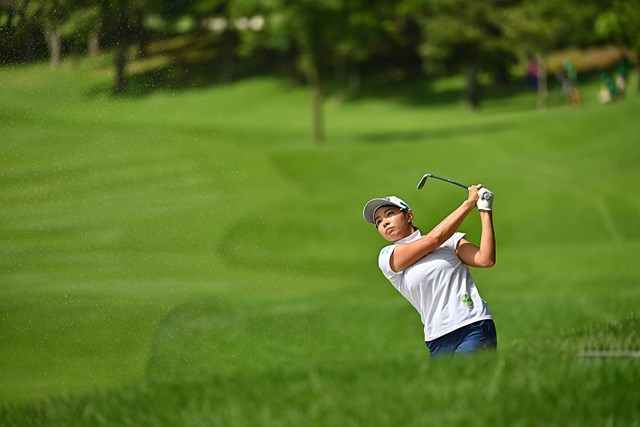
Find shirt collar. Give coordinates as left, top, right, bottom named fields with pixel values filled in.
left=396, top=229, right=421, bottom=244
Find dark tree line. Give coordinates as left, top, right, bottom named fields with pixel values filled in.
left=1, top=0, right=637, bottom=143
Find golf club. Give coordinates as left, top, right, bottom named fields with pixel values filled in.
left=417, top=173, right=492, bottom=200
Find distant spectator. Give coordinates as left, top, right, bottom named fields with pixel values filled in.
left=598, top=71, right=617, bottom=104
left=618, top=56, right=630, bottom=81
left=525, top=57, right=538, bottom=91
left=615, top=57, right=629, bottom=98
left=558, top=59, right=580, bottom=107
left=615, top=74, right=626, bottom=98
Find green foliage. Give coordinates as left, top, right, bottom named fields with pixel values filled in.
left=595, top=12, right=623, bottom=42
left=596, top=0, right=640, bottom=52
left=62, top=6, right=99, bottom=41
left=500, top=0, right=565, bottom=53
left=419, top=0, right=511, bottom=67
left=21, top=0, right=72, bottom=26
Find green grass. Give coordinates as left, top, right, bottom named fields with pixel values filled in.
left=1, top=54, right=640, bottom=426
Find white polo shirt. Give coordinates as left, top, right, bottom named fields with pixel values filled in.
left=378, top=230, right=493, bottom=342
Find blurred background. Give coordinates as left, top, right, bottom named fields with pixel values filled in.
left=1, top=0, right=639, bottom=426
left=2, top=0, right=638, bottom=127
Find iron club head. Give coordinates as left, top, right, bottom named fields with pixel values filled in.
left=416, top=174, right=433, bottom=190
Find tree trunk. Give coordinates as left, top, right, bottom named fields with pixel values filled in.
left=2, top=6, right=15, bottom=61
left=138, top=34, right=149, bottom=59
left=112, top=11, right=131, bottom=95
left=88, top=31, right=100, bottom=56
left=465, top=64, right=481, bottom=110
left=70, top=43, right=80, bottom=71
left=220, top=30, right=237, bottom=84
left=333, top=59, right=361, bottom=101
left=113, top=43, right=127, bottom=94
left=307, top=66, right=324, bottom=144
left=637, top=56, right=640, bottom=93
left=492, top=62, right=510, bottom=88
left=136, top=11, right=149, bottom=59
left=537, top=54, right=548, bottom=110
left=333, top=58, right=347, bottom=104
left=348, top=69, right=361, bottom=99
left=16, top=7, right=36, bottom=61
left=44, top=24, right=61, bottom=69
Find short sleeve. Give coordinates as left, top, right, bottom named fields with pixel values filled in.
left=442, top=232, right=467, bottom=251
left=378, top=244, right=403, bottom=278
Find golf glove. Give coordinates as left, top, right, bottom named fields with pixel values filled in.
left=477, top=187, right=494, bottom=211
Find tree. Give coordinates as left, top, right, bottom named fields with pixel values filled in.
left=257, top=0, right=415, bottom=143
left=17, top=0, right=75, bottom=69
left=500, top=0, right=566, bottom=109
left=595, top=0, right=640, bottom=92
left=98, top=0, right=131, bottom=93
left=418, top=0, right=521, bottom=109
left=260, top=0, right=344, bottom=144
left=191, top=0, right=258, bottom=84
left=0, top=0, right=44, bottom=63
left=330, top=0, right=421, bottom=100
left=98, top=0, right=172, bottom=94
left=62, top=2, right=100, bottom=65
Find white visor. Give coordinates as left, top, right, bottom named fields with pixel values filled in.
left=363, top=196, right=411, bottom=224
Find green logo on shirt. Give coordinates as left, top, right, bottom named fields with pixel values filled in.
left=462, top=294, right=474, bottom=308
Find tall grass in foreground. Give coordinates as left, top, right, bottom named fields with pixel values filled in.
left=1, top=56, right=639, bottom=425
left=3, top=312, right=640, bottom=426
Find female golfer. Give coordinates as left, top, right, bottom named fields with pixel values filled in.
left=363, top=185, right=497, bottom=357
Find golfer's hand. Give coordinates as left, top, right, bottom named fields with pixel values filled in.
left=477, top=187, right=494, bottom=211
left=467, top=185, right=480, bottom=204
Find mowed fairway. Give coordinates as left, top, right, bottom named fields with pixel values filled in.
left=1, top=56, right=640, bottom=426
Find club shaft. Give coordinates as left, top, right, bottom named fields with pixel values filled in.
left=429, top=175, right=469, bottom=189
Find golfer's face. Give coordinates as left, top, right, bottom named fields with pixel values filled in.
left=374, top=206, right=412, bottom=242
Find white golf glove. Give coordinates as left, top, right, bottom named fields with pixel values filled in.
left=477, top=186, right=494, bottom=211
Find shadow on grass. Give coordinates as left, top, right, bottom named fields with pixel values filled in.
left=341, top=68, right=542, bottom=109
left=85, top=33, right=284, bottom=98
left=354, top=120, right=512, bottom=145
left=84, top=33, right=617, bottom=113
left=83, top=33, right=530, bottom=108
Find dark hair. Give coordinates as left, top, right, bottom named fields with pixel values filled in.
left=401, top=210, right=419, bottom=233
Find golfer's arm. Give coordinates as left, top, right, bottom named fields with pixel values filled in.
left=390, top=200, right=476, bottom=272
left=457, top=211, right=496, bottom=268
